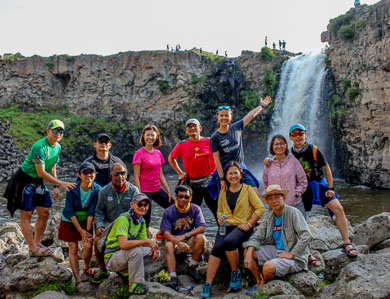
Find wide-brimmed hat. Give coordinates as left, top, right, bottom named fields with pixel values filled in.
left=260, top=184, right=288, bottom=200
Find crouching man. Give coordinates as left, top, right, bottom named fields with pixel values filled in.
left=161, top=185, right=206, bottom=290
left=104, top=193, right=159, bottom=295
left=243, top=185, right=312, bottom=296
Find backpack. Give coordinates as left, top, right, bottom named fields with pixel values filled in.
left=312, top=145, right=318, bottom=164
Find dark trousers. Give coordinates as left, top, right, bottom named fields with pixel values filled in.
left=211, top=226, right=253, bottom=259
left=191, top=185, right=218, bottom=221
left=144, top=189, right=173, bottom=227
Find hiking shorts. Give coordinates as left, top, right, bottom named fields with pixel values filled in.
left=21, top=183, right=52, bottom=211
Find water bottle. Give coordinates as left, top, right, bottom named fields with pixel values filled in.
left=219, top=214, right=226, bottom=235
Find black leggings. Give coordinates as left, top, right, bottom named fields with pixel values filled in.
left=211, top=226, right=253, bottom=259
left=190, top=185, right=218, bottom=221
left=144, top=189, right=173, bottom=227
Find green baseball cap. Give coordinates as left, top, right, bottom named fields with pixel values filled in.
left=48, top=120, right=65, bottom=130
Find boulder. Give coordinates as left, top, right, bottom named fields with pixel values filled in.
left=323, top=245, right=369, bottom=276
left=352, top=213, right=390, bottom=248
left=258, top=280, right=300, bottom=296
left=42, top=213, right=62, bottom=245
left=308, top=250, right=325, bottom=274
left=32, top=290, right=69, bottom=299
left=285, top=270, right=319, bottom=296
left=372, top=238, right=390, bottom=251
left=270, top=296, right=305, bottom=299
left=96, top=275, right=127, bottom=299
left=129, top=282, right=197, bottom=299
left=0, top=222, right=23, bottom=240
left=76, top=281, right=98, bottom=296
left=318, top=253, right=390, bottom=299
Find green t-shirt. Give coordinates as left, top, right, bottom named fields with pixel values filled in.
left=104, top=212, right=147, bottom=258
left=21, top=137, right=61, bottom=178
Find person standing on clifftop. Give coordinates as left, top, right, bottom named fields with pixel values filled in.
left=82, top=133, right=124, bottom=188
left=4, top=120, right=76, bottom=257
left=265, top=36, right=268, bottom=47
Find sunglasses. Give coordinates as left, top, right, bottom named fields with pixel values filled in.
left=112, top=171, right=126, bottom=176
left=82, top=169, right=95, bottom=175
left=218, top=105, right=230, bottom=110
left=177, top=195, right=191, bottom=199
left=144, top=124, right=157, bottom=129
left=136, top=202, right=149, bottom=208
left=290, top=131, right=305, bottom=137
left=98, top=139, right=110, bottom=144
left=52, top=129, right=64, bottom=134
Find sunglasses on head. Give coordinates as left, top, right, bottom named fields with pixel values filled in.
left=144, top=124, right=157, bottom=129
left=112, top=171, right=126, bottom=177
left=136, top=202, right=149, bottom=208
left=82, top=169, right=95, bottom=175
left=177, top=195, right=191, bottom=199
left=290, top=131, right=305, bottom=137
left=98, top=138, right=110, bottom=144
left=218, top=105, right=230, bottom=110
left=52, top=129, right=64, bottom=135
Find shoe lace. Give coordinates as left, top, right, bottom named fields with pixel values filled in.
left=202, top=283, right=211, bottom=294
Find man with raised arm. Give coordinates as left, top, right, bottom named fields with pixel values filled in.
left=4, top=120, right=76, bottom=257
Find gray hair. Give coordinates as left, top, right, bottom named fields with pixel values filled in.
left=110, top=162, right=127, bottom=173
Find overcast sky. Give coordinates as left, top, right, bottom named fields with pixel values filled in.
left=0, top=0, right=380, bottom=58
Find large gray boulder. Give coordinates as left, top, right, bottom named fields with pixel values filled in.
left=285, top=270, right=319, bottom=296
left=372, top=238, right=390, bottom=251
left=258, top=280, right=300, bottom=296
left=32, top=290, right=69, bottom=299
left=353, top=213, right=390, bottom=248
left=130, top=282, right=196, bottom=299
left=318, top=253, right=390, bottom=299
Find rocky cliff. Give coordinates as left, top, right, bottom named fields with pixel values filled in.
left=322, top=0, right=390, bottom=188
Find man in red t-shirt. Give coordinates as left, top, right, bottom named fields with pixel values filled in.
left=168, top=119, right=217, bottom=219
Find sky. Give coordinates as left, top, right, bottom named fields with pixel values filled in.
left=0, top=0, right=380, bottom=58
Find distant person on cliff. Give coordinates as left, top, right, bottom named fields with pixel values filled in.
left=207, top=97, right=272, bottom=200
left=283, top=40, right=286, bottom=50
left=216, top=49, right=219, bottom=56
left=4, top=120, right=76, bottom=257
left=168, top=118, right=217, bottom=219
left=92, top=162, right=139, bottom=283
left=58, top=162, right=101, bottom=284
left=225, top=51, right=227, bottom=57
left=132, top=124, right=173, bottom=228
left=279, top=40, right=282, bottom=50
left=103, top=193, right=159, bottom=295
left=265, top=36, right=268, bottom=47
left=273, top=42, right=276, bottom=50
left=82, top=133, right=123, bottom=188
left=167, top=44, right=170, bottom=51
left=265, top=124, right=358, bottom=257
left=354, top=0, right=360, bottom=7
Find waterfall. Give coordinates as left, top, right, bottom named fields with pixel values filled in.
left=268, top=53, right=333, bottom=159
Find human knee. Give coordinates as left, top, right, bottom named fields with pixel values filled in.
left=331, top=202, right=345, bottom=216
left=194, top=234, right=206, bottom=246
left=263, top=261, right=276, bottom=276
left=165, top=241, right=175, bottom=254
left=37, top=208, right=50, bottom=219
left=223, top=236, right=239, bottom=251
left=68, top=243, right=79, bottom=255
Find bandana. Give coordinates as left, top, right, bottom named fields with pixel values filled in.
left=129, top=208, right=143, bottom=225
left=175, top=201, right=190, bottom=214
left=292, top=142, right=309, bottom=154
left=113, top=181, right=126, bottom=194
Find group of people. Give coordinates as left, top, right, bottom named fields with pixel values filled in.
left=3, top=95, right=358, bottom=297
left=265, top=37, right=286, bottom=51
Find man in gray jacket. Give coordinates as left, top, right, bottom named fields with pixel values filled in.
left=243, top=185, right=312, bottom=295
left=92, top=162, right=139, bottom=283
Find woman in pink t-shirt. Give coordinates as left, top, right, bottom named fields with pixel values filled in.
left=133, top=125, right=173, bottom=227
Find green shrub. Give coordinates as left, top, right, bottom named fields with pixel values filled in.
left=259, top=47, right=276, bottom=62
left=65, top=54, right=73, bottom=62
left=330, top=13, right=352, bottom=36
left=241, top=89, right=259, bottom=110
left=324, top=56, right=331, bottom=68
left=157, top=80, right=170, bottom=95
left=346, top=86, right=360, bottom=100
left=338, top=25, right=355, bottom=40
left=341, top=78, right=351, bottom=90
left=46, top=61, right=54, bottom=68
left=262, top=68, right=277, bottom=97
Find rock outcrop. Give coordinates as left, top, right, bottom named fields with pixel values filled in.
left=322, top=0, right=390, bottom=188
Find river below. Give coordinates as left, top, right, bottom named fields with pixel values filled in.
left=0, top=176, right=389, bottom=240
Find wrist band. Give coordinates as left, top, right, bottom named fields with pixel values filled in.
left=260, top=104, right=265, bottom=109
left=219, top=177, right=225, bottom=181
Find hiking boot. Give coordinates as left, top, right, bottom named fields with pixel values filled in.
left=91, top=270, right=109, bottom=284
left=200, top=282, right=212, bottom=299
left=129, top=282, right=149, bottom=295
left=165, top=276, right=178, bottom=290
left=187, top=264, right=202, bottom=283
left=117, top=271, right=129, bottom=280
left=229, top=269, right=241, bottom=291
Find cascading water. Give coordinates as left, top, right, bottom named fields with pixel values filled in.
left=268, top=53, right=334, bottom=162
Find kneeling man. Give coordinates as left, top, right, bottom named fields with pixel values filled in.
left=161, top=185, right=206, bottom=290
left=243, top=185, right=312, bottom=295
left=104, top=193, right=159, bottom=295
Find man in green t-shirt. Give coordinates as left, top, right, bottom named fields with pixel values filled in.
left=4, top=119, right=76, bottom=257
left=104, top=193, right=159, bottom=295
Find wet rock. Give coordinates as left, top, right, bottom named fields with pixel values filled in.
left=285, top=270, right=319, bottom=296
left=318, top=253, right=390, bottom=299
left=32, top=290, right=69, bottom=299
left=259, top=280, right=300, bottom=296
left=352, top=212, right=390, bottom=248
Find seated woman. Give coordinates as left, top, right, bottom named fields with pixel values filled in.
left=58, top=162, right=101, bottom=284
left=200, top=162, right=266, bottom=299
left=243, top=185, right=312, bottom=296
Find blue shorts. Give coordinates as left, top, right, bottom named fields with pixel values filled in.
left=21, top=183, right=52, bottom=211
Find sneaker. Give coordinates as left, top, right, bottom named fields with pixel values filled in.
left=245, top=285, right=259, bottom=297
left=166, top=276, right=179, bottom=290
left=116, top=271, right=129, bottom=279
left=200, top=282, right=212, bottom=299
left=229, top=269, right=241, bottom=291
left=187, top=264, right=202, bottom=283
left=91, top=270, right=109, bottom=284
left=129, top=282, right=149, bottom=295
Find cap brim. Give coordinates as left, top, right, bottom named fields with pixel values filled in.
left=260, top=190, right=288, bottom=201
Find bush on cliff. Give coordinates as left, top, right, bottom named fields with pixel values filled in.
left=330, top=13, right=353, bottom=37
left=259, top=47, right=275, bottom=62
left=346, top=86, right=360, bottom=101
left=338, top=25, right=355, bottom=40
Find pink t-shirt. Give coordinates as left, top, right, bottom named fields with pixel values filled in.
left=132, top=147, right=165, bottom=193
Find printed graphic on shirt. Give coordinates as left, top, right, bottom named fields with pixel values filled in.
left=174, top=216, right=194, bottom=230
left=273, top=224, right=282, bottom=232
left=194, top=146, right=208, bottom=158
left=220, top=139, right=240, bottom=154
left=298, top=158, right=313, bottom=178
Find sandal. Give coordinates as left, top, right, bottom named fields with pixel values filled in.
left=342, top=242, right=358, bottom=257
left=29, top=245, right=52, bottom=257
left=83, top=267, right=98, bottom=277
left=308, top=253, right=321, bottom=267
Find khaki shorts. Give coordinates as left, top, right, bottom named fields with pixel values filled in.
left=173, top=235, right=207, bottom=254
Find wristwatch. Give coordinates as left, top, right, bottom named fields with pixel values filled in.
left=328, top=187, right=335, bottom=191
left=185, top=232, right=190, bottom=239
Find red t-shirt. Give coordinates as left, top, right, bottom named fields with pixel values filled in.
left=170, top=137, right=215, bottom=179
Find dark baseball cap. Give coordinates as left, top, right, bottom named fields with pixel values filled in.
left=132, top=193, right=151, bottom=203
left=79, top=162, right=96, bottom=173
left=95, top=133, right=111, bottom=141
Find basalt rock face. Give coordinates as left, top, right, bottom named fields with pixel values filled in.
left=322, top=0, right=390, bottom=188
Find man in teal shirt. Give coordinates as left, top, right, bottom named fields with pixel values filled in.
left=104, top=193, right=159, bottom=295
left=4, top=119, right=76, bottom=257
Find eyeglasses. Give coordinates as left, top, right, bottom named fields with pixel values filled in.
left=290, top=131, right=305, bottom=137
left=218, top=106, right=230, bottom=110
left=82, top=169, right=95, bottom=175
left=136, top=202, right=149, bottom=208
left=52, top=129, right=64, bottom=135
left=98, top=139, right=110, bottom=144
left=273, top=143, right=286, bottom=147
left=112, top=171, right=126, bottom=176
left=177, top=195, right=191, bottom=199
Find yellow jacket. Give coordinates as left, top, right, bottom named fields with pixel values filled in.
left=217, top=184, right=266, bottom=226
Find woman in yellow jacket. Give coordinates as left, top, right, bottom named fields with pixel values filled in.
left=200, top=161, right=266, bottom=299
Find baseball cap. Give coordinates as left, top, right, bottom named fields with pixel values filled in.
left=95, top=133, right=111, bottom=141
left=186, top=118, right=201, bottom=127
left=78, top=162, right=96, bottom=173
left=48, top=120, right=65, bottom=130
left=289, top=124, right=306, bottom=134
left=132, top=193, right=151, bottom=203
